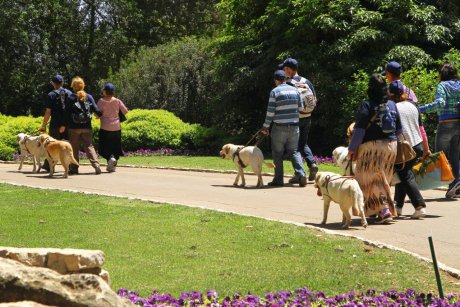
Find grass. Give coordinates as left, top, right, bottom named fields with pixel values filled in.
left=1, top=183, right=458, bottom=297
left=93, top=155, right=343, bottom=174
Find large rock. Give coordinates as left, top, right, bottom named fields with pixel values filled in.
left=0, top=258, right=131, bottom=307
left=0, top=247, right=105, bottom=274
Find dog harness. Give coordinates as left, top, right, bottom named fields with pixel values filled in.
left=323, top=175, right=355, bottom=194
left=22, top=136, right=31, bottom=154
left=232, top=147, right=247, bottom=168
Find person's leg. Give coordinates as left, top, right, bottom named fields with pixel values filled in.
left=81, top=129, right=101, bottom=174
left=68, top=129, right=80, bottom=173
left=270, top=125, right=286, bottom=185
left=301, top=117, right=318, bottom=180
left=286, top=126, right=306, bottom=186
left=436, top=122, right=460, bottom=197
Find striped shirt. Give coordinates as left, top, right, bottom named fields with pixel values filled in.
left=419, top=80, right=460, bottom=120
left=263, top=83, right=303, bottom=128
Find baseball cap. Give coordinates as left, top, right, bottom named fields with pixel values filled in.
left=103, top=82, right=115, bottom=93
left=389, top=80, right=404, bottom=96
left=51, top=74, right=64, bottom=83
left=382, top=61, right=402, bottom=76
left=278, top=58, right=298, bottom=70
left=274, top=70, right=286, bottom=81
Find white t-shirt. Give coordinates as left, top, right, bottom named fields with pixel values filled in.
left=396, top=101, right=422, bottom=147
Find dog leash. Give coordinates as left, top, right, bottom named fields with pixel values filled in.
left=232, top=129, right=267, bottom=168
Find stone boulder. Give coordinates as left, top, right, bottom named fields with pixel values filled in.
left=0, top=247, right=105, bottom=274
left=0, top=258, right=131, bottom=307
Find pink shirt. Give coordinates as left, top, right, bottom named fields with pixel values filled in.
left=97, top=97, right=128, bottom=131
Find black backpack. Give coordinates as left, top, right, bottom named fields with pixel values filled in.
left=71, top=98, right=92, bottom=124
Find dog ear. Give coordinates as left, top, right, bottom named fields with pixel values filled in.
left=224, top=145, right=230, bottom=155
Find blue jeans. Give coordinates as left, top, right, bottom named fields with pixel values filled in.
left=297, top=117, right=316, bottom=167
left=271, top=124, right=306, bottom=184
left=435, top=121, right=460, bottom=181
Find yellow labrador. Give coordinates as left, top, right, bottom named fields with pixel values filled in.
left=219, top=144, right=274, bottom=188
left=314, top=172, right=367, bottom=229
left=37, top=134, right=79, bottom=178
left=17, top=133, right=45, bottom=173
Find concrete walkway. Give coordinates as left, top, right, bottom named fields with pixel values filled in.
left=1, top=163, right=459, bottom=274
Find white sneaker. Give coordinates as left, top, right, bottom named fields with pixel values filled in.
left=411, top=207, right=426, bottom=219
left=396, top=207, right=403, bottom=216
left=107, top=157, right=116, bottom=172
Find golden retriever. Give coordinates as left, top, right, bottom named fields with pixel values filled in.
left=219, top=144, right=274, bottom=188
left=37, top=134, right=79, bottom=178
left=17, top=133, right=45, bottom=172
left=314, top=172, right=367, bottom=229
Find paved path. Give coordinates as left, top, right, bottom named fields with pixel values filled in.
left=1, top=163, right=459, bottom=273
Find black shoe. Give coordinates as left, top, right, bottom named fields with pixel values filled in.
left=308, top=164, right=319, bottom=181
left=299, top=176, right=307, bottom=187
left=267, top=181, right=284, bottom=187
left=68, top=169, right=79, bottom=175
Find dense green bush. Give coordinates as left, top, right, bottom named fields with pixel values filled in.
left=0, top=109, right=225, bottom=160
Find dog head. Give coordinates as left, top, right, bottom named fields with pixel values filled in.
left=314, top=172, right=340, bottom=197
left=17, top=133, right=28, bottom=143
left=219, top=144, right=234, bottom=159
left=37, top=133, right=51, bottom=148
left=332, top=146, right=348, bottom=166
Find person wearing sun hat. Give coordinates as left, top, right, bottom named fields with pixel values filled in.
left=260, top=70, right=307, bottom=187
left=97, top=82, right=129, bottom=173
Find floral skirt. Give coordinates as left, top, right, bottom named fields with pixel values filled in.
left=355, top=139, right=397, bottom=217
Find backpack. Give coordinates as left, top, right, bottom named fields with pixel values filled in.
left=288, top=77, right=316, bottom=114
left=71, top=98, right=92, bottom=124
left=53, top=89, right=68, bottom=111
left=368, top=101, right=397, bottom=134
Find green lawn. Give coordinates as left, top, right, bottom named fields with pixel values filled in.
left=1, top=184, right=458, bottom=297
left=94, top=155, right=343, bottom=174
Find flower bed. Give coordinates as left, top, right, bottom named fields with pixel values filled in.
left=118, top=288, right=459, bottom=306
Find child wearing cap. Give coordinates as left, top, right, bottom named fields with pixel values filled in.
left=97, top=83, right=129, bottom=172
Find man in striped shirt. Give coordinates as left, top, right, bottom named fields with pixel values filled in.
left=261, top=70, right=307, bottom=187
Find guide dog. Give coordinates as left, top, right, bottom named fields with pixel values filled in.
left=314, top=172, right=367, bottom=229
left=16, top=133, right=44, bottom=173
left=219, top=144, right=274, bottom=188
left=37, top=134, right=79, bottom=178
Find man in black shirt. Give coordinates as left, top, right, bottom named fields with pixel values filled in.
left=39, top=74, right=72, bottom=171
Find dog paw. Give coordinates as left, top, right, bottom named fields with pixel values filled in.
left=320, top=221, right=326, bottom=225
left=362, top=223, right=368, bottom=229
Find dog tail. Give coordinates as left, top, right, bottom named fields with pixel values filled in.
left=264, top=162, right=275, bottom=168
left=68, top=148, right=79, bottom=166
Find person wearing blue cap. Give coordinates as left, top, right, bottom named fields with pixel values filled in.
left=389, top=80, right=431, bottom=218
left=39, top=74, right=73, bottom=172
left=279, top=58, right=319, bottom=182
left=383, top=61, right=418, bottom=103
left=260, top=70, right=307, bottom=187
left=97, top=83, right=129, bottom=172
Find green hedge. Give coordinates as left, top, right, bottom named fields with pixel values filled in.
left=0, top=109, right=226, bottom=160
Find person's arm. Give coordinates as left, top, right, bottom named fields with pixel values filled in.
left=419, top=83, right=446, bottom=113
left=40, top=109, right=51, bottom=132
left=119, top=99, right=128, bottom=114
left=347, top=101, right=370, bottom=160
left=261, top=91, right=276, bottom=134
left=89, top=95, right=102, bottom=117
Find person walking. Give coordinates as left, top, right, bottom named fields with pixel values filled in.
left=383, top=61, right=418, bottom=103
left=280, top=58, right=319, bottom=182
left=97, top=83, right=128, bottom=172
left=64, top=76, right=102, bottom=175
left=347, top=74, right=402, bottom=223
left=261, top=70, right=307, bottom=187
left=389, top=80, right=431, bottom=218
left=419, top=63, right=460, bottom=198
left=39, top=74, right=72, bottom=172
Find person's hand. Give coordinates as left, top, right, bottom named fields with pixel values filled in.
left=59, top=126, right=66, bottom=134
left=422, top=149, right=432, bottom=160
left=261, top=128, right=269, bottom=136
left=347, top=150, right=355, bottom=161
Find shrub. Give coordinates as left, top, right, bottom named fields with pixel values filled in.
left=0, top=110, right=225, bottom=160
